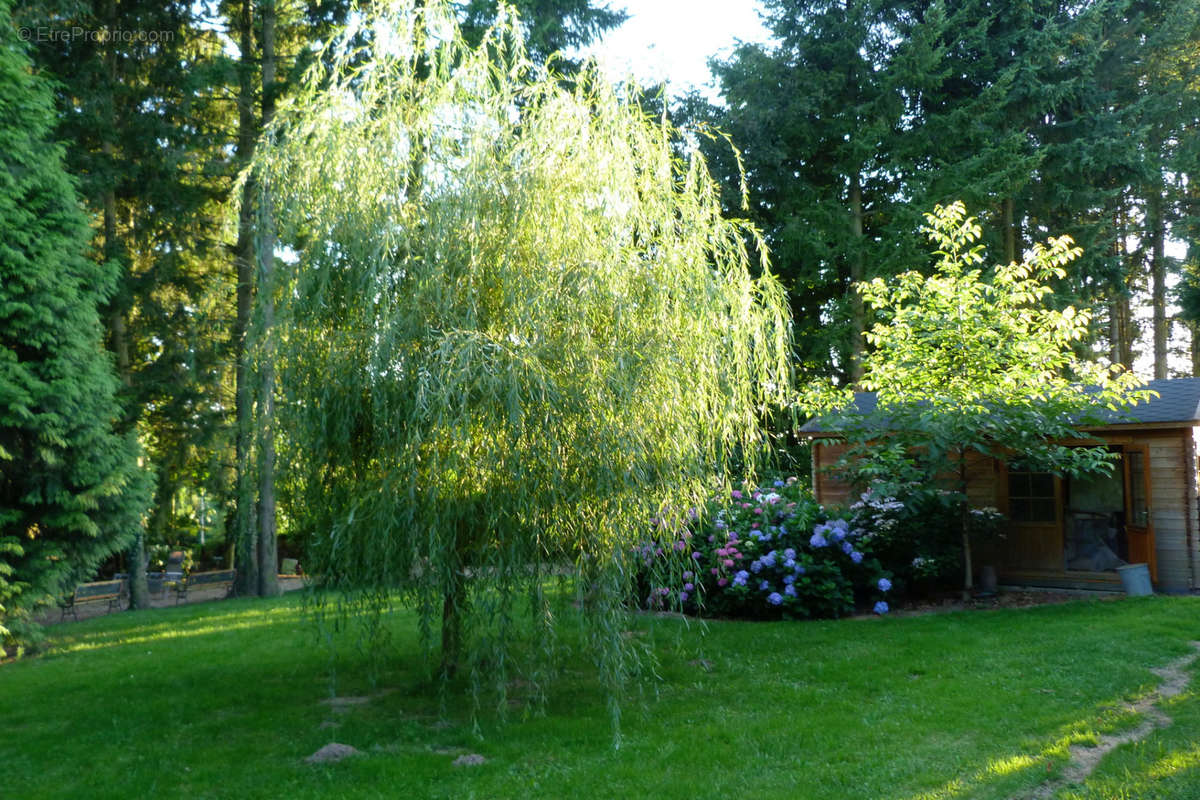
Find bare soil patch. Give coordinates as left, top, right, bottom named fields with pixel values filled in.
left=892, top=589, right=1122, bottom=618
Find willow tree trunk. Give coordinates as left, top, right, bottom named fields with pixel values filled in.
left=257, top=0, right=281, bottom=597
left=233, top=0, right=260, bottom=596
left=440, top=526, right=468, bottom=677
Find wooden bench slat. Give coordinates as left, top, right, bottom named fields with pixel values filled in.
left=175, top=569, right=236, bottom=604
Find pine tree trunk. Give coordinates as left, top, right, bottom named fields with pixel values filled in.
left=1150, top=187, right=1168, bottom=379
left=1192, top=322, right=1200, bottom=377
left=1108, top=296, right=1121, bottom=366
left=1002, top=196, right=1017, bottom=265
left=233, top=0, right=260, bottom=597
left=1115, top=200, right=1135, bottom=369
left=98, top=4, right=151, bottom=607
left=257, top=0, right=281, bottom=597
left=848, top=173, right=865, bottom=385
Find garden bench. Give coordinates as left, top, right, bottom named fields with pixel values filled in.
left=174, top=569, right=236, bottom=605
left=59, top=579, right=127, bottom=621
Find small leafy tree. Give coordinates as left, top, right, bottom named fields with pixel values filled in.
left=804, top=202, right=1150, bottom=598
left=254, top=0, right=791, bottom=724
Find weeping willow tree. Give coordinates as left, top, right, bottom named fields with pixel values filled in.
left=255, top=0, right=791, bottom=722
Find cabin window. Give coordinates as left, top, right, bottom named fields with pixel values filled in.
left=1127, top=450, right=1148, bottom=526
left=1008, top=470, right=1056, bottom=523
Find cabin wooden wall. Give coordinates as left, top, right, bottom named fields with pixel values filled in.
left=810, top=441, right=999, bottom=508
left=1144, top=429, right=1195, bottom=592
left=810, top=428, right=1200, bottom=592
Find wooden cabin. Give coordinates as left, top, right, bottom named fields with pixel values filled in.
left=801, top=377, right=1200, bottom=593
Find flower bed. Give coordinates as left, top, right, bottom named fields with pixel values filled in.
left=636, top=475, right=892, bottom=619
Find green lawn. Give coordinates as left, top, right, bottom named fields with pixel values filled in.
left=3, top=593, right=1200, bottom=799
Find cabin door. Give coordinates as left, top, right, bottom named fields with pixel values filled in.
left=1123, top=445, right=1157, bottom=582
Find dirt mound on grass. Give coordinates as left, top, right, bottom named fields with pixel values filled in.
left=305, top=743, right=362, bottom=764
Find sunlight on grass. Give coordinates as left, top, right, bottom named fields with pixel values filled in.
left=1148, top=746, right=1200, bottom=779
left=900, top=710, right=1145, bottom=800
left=50, top=602, right=310, bottom=654
left=55, top=612, right=308, bottom=654
left=986, top=753, right=1039, bottom=776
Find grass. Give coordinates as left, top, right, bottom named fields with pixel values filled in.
left=3, top=593, right=1200, bottom=799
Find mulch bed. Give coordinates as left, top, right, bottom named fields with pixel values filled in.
left=889, top=589, right=1124, bottom=617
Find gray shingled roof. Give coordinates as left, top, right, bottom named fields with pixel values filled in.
left=799, top=377, right=1200, bottom=433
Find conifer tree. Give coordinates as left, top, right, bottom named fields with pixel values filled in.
left=0, top=6, right=151, bottom=643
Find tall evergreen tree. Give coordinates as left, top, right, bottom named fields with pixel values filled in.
left=18, top=0, right=235, bottom=606
left=0, top=4, right=151, bottom=643
left=707, top=0, right=921, bottom=382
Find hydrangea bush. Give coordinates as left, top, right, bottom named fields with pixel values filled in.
left=636, top=476, right=893, bottom=620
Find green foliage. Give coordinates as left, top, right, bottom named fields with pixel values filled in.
left=457, top=0, right=626, bottom=68
left=702, top=0, right=925, bottom=379
left=635, top=474, right=892, bottom=619
left=848, top=485, right=1005, bottom=598
left=0, top=8, right=152, bottom=642
left=803, top=203, right=1151, bottom=592
left=253, top=0, right=791, bottom=719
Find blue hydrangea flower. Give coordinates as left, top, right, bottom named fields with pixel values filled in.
left=767, top=592, right=783, bottom=606
left=783, top=574, right=795, bottom=585
left=874, top=601, right=889, bottom=615
left=810, top=532, right=827, bottom=548
left=784, top=558, right=796, bottom=568
left=762, top=551, right=777, bottom=567
left=774, top=479, right=785, bottom=487
left=878, top=578, right=892, bottom=592
left=759, top=580, right=770, bottom=591
left=842, top=541, right=854, bottom=555
left=850, top=551, right=863, bottom=564
left=733, top=570, right=749, bottom=586
left=795, top=565, right=806, bottom=575
left=783, top=548, right=796, bottom=560
left=750, top=560, right=763, bottom=573
left=784, top=584, right=797, bottom=597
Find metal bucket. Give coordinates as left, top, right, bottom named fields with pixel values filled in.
left=1117, top=563, right=1153, bottom=596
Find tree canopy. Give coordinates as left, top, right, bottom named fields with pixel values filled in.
left=805, top=203, right=1151, bottom=594
left=253, top=0, right=792, bottom=720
